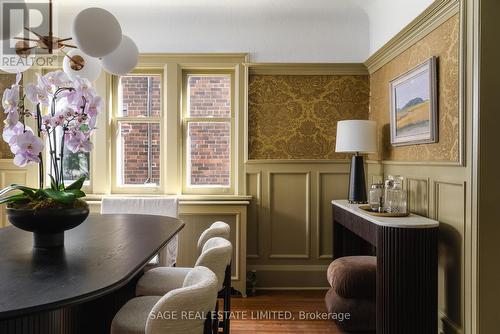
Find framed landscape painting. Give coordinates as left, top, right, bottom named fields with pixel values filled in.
left=389, top=57, right=438, bottom=146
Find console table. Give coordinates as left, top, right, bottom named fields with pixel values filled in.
left=332, top=200, right=439, bottom=334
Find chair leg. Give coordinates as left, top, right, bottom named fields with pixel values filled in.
left=224, top=285, right=231, bottom=333
left=213, top=300, right=219, bottom=334
left=222, top=263, right=231, bottom=334
left=204, top=311, right=213, bottom=334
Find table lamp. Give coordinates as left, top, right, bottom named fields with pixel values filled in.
left=335, top=120, right=377, bottom=203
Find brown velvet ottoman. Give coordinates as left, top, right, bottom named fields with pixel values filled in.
left=325, top=256, right=376, bottom=333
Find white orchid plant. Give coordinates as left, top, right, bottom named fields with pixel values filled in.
left=0, top=71, right=102, bottom=208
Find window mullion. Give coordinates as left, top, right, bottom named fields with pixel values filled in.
left=184, top=117, right=232, bottom=123
left=115, top=117, right=161, bottom=123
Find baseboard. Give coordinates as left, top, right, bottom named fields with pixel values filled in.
left=255, top=287, right=330, bottom=291
left=247, top=265, right=330, bottom=289
left=439, top=311, right=463, bottom=334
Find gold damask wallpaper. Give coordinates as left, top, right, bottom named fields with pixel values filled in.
left=369, top=14, right=460, bottom=162
left=0, top=74, right=16, bottom=159
left=248, top=75, right=369, bottom=159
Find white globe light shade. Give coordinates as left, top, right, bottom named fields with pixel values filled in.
left=72, top=7, right=122, bottom=58
left=0, top=39, right=33, bottom=73
left=101, top=35, right=138, bottom=75
left=63, top=49, right=101, bottom=82
left=1, top=0, right=27, bottom=40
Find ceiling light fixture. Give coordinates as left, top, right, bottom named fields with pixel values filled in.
left=2, top=0, right=138, bottom=80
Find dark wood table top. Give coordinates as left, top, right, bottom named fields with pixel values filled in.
left=0, top=213, right=184, bottom=319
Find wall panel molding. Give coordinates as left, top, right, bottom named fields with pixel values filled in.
left=246, top=63, right=368, bottom=75
left=245, top=162, right=349, bottom=288
left=246, top=172, right=262, bottom=259
left=0, top=160, right=28, bottom=228
left=433, top=180, right=466, bottom=334
left=434, top=181, right=466, bottom=222
left=316, top=172, right=349, bottom=259
left=407, top=177, right=430, bottom=217
left=268, top=172, right=311, bottom=259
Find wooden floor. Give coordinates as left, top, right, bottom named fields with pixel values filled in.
left=230, top=290, right=342, bottom=334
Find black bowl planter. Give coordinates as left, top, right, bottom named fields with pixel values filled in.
left=6, top=207, right=89, bottom=248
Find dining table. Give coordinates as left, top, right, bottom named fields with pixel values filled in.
left=0, top=213, right=184, bottom=334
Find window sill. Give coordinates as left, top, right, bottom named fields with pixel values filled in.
left=84, top=194, right=252, bottom=205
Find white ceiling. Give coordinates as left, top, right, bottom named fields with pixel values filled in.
left=44, top=0, right=434, bottom=62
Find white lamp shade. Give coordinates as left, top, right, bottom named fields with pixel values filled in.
left=63, top=49, right=101, bottom=82
left=72, top=7, right=122, bottom=58
left=101, top=35, right=138, bottom=75
left=335, top=120, right=377, bottom=153
left=1, top=0, right=27, bottom=40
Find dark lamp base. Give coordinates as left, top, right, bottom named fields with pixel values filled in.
left=348, top=155, right=367, bottom=203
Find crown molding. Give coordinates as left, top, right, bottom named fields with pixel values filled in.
left=245, top=63, right=368, bottom=75
left=364, top=0, right=460, bottom=74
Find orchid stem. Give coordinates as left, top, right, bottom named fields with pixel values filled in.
left=36, top=105, right=44, bottom=189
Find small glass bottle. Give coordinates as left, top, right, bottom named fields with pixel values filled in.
left=369, top=183, right=384, bottom=212
left=384, top=176, right=407, bottom=214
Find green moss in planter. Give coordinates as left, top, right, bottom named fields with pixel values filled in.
left=8, top=198, right=89, bottom=211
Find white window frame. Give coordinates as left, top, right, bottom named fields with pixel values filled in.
left=111, top=69, right=164, bottom=194
left=181, top=69, right=235, bottom=195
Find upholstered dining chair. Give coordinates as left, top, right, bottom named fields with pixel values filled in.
left=136, top=237, right=231, bottom=295
left=195, top=221, right=232, bottom=334
left=111, top=266, right=218, bottom=334
left=197, top=221, right=231, bottom=254
left=136, top=237, right=232, bottom=334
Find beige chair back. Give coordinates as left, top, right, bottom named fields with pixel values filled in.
left=197, top=221, right=230, bottom=254
left=195, top=237, right=232, bottom=291
left=146, top=266, right=218, bottom=334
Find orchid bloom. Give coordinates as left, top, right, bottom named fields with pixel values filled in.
left=41, top=114, right=52, bottom=131
left=65, top=130, right=93, bottom=153
left=2, top=85, right=19, bottom=114
left=4, top=109, right=20, bottom=128
left=88, top=114, right=97, bottom=129
left=25, top=83, right=49, bottom=106
left=86, top=95, right=103, bottom=118
left=11, top=131, right=43, bottom=167
left=73, top=76, right=96, bottom=100
left=50, top=111, right=66, bottom=128
left=43, top=71, right=70, bottom=87
left=62, top=106, right=75, bottom=119
left=2, top=122, right=25, bottom=146
left=2, top=70, right=103, bottom=183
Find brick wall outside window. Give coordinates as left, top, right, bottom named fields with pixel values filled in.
left=120, top=76, right=161, bottom=117
left=188, top=76, right=231, bottom=117
left=188, top=122, right=230, bottom=186
left=187, top=76, right=231, bottom=187
left=120, top=122, right=160, bottom=185
left=119, top=76, right=161, bottom=185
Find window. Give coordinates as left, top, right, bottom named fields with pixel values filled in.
left=62, top=150, right=90, bottom=183
left=182, top=71, right=234, bottom=194
left=41, top=69, right=91, bottom=188
left=113, top=72, right=163, bottom=190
